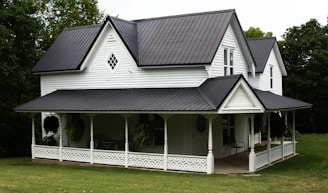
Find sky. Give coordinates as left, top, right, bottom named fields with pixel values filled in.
left=97, top=0, right=327, bottom=40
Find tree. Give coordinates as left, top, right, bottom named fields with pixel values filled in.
left=0, top=0, right=42, bottom=156
left=279, top=19, right=328, bottom=133
left=0, top=0, right=103, bottom=156
left=244, top=27, right=273, bottom=38
left=39, top=0, right=104, bottom=50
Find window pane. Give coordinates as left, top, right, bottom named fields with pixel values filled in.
left=224, top=49, right=228, bottom=65
left=224, top=67, right=227, bottom=76
left=230, top=67, right=233, bottom=75
left=230, top=50, right=233, bottom=66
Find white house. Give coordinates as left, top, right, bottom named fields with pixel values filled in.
left=15, top=9, right=311, bottom=174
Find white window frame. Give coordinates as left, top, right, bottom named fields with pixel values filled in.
left=224, top=47, right=234, bottom=76
left=270, top=65, right=273, bottom=89
left=106, top=51, right=119, bottom=73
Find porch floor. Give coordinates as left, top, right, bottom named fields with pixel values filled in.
left=215, top=152, right=249, bottom=174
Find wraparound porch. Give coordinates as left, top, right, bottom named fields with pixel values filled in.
left=31, top=139, right=296, bottom=174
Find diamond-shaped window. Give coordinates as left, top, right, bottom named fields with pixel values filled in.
left=107, top=53, right=118, bottom=70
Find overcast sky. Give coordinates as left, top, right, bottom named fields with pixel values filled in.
left=98, top=0, right=327, bottom=39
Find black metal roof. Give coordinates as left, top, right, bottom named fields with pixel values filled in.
left=15, top=74, right=311, bottom=113
left=15, top=75, right=241, bottom=112
left=133, top=10, right=234, bottom=66
left=32, top=24, right=103, bottom=73
left=247, top=37, right=276, bottom=73
left=32, top=10, right=236, bottom=73
left=254, top=89, right=312, bottom=110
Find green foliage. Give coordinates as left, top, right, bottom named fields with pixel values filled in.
left=279, top=19, right=328, bottom=133
left=244, top=27, right=273, bottom=38
left=66, top=115, right=85, bottom=142
left=130, top=121, right=154, bottom=150
left=0, top=0, right=102, bottom=156
left=38, top=0, right=104, bottom=50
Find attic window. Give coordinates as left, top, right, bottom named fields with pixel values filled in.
left=107, top=53, right=118, bottom=70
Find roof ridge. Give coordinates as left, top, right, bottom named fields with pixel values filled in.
left=133, top=9, right=235, bottom=22
left=108, top=16, right=137, bottom=25
left=247, top=37, right=276, bottom=41
left=63, top=24, right=102, bottom=31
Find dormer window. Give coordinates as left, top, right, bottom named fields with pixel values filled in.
left=224, top=48, right=234, bottom=76
left=107, top=53, right=118, bottom=70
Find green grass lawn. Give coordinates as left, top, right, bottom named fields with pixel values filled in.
left=0, top=134, right=327, bottom=193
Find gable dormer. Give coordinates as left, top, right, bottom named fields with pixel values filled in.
left=247, top=37, right=287, bottom=95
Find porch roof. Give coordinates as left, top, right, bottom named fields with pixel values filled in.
left=14, top=75, right=241, bottom=113
left=15, top=75, right=311, bottom=113
left=254, top=89, right=312, bottom=111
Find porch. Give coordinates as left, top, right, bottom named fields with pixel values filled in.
left=31, top=137, right=296, bottom=174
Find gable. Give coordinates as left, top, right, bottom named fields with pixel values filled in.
left=218, top=79, right=264, bottom=114
left=33, top=9, right=241, bottom=74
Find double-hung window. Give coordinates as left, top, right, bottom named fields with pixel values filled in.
left=224, top=48, right=234, bottom=76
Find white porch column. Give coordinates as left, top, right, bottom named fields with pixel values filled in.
left=281, top=112, right=287, bottom=160
left=249, top=114, right=256, bottom=172
left=124, top=115, right=129, bottom=168
left=207, top=115, right=214, bottom=174
left=59, top=114, right=63, bottom=162
left=89, top=115, right=94, bottom=164
left=292, top=111, right=296, bottom=155
left=267, top=113, right=272, bottom=165
left=163, top=115, right=168, bottom=171
left=31, top=114, right=36, bottom=159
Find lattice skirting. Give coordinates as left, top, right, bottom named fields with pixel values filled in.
left=33, top=145, right=207, bottom=173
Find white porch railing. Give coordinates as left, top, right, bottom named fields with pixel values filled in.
left=254, top=141, right=294, bottom=170
left=168, top=154, right=207, bottom=172
left=33, top=145, right=207, bottom=173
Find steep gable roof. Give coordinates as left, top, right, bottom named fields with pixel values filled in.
left=247, top=37, right=287, bottom=75
left=247, top=37, right=276, bottom=73
left=132, top=10, right=234, bottom=66
left=33, top=9, right=246, bottom=73
left=32, top=24, right=103, bottom=73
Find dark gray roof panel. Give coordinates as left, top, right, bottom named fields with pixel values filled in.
left=32, top=24, right=103, bottom=73
left=254, top=89, right=312, bottom=110
left=15, top=75, right=312, bottom=112
left=15, top=88, right=215, bottom=112
left=109, top=17, right=139, bottom=63
left=247, top=37, right=276, bottom=73
left=32, top=10, right=236, bottom=72
left=198, top=74, right=242, bottom=108
left=136, top=10, right=234, bottom=66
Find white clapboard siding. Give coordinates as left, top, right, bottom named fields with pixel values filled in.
left=41, top=23, right=208, bottom=96
left=210, top=25, right=248, bottom=79
left=248, top=50, right=283, bottom=96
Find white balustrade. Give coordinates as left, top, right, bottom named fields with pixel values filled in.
left=254, top=141, right=294, bottom=170
left=168, top=154, right=207, bottom=172
left=283, top=142, right=293, bottom=157
left=93, top=149, right=125, bottom=166
left=62, top=147, right=90, bottom=162
left=255, top=150, right=270, bottom=169
left=128, top=152, right=164, bottom=169
left=34, top=145, right=59, bottom=160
